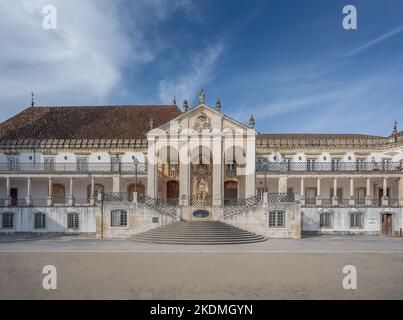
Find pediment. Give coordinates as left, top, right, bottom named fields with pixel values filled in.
left=150, top=104, right=249, bottom=136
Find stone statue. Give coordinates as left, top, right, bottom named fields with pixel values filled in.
left=199, top=89, right=206, bottom=104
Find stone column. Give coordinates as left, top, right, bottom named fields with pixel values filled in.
left=68, top=177, right=74, bottom=205
left=398, top=178, right=403, bottom=207
left=147, top=137, right=157, bottom=198
left=90, top=177, right=95, bottom=205
left=382, top=177, right=388, bottom=206
left=26, top=177, right=31, bottom=206
left=316, top=178, right=321, bottom=206
left=300, top=178, right=305, bottom=205
left=112, top=176, right=120, bottom=193
left=244, top=130, right=256, bottom=199
left=179, top=135, right=190, bottom=206
left=212, top=134, right=223, bottom=206
left=332, top=178, right=338, bottom=206
left=365, top=178, right=372, bottom=205
left=47, top=177, right=53, bottom=206
left=5, top=177, right=10, bottom=206
left=349, top=178, right=355, bottom=206
left=278, top=176, right=288, bottom=193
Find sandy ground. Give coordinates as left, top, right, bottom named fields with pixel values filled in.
left=1, top=235, right=403, bottom=299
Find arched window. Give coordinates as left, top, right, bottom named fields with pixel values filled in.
left=52, top=183, right=66, bottom=204
left=67, top=212, right=79, bottom=230
left=268, top=210, right=285, bottom=228
left=319, top=211, right=333, bottom=229
left=34, top=212, right=46, bottom=229
left=1, top=212, right=14, bottom=229
left=111, top=210, right=127, bottom=227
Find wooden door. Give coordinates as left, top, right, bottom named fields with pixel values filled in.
left=381, top=214, right=393, bottom=235
left=167, top=180, right=179, bottom=199
left=224, top=180, right=238, bottom=204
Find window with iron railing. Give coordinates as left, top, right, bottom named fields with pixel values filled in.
left=67, top=212, right=79, bottom=230
left=320, top=212, right=333, bottom=228
left=268, top=210, right=285, bottom=228
left=307, top=159, right=316, bottom=171
left=111, top=210, right=127, bottom=227
left=1, top=212, right=14, bottom=229
left=350, top=212, right=364, bottom=229
left=34, top=212, right=47, bottom=229
left=77, top=157, right=88, bottom=171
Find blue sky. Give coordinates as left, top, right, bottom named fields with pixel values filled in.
left=1, top=0, right=403, bottom=136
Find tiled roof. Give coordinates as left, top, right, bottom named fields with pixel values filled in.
left=257, top=133, right=386, bottom=140
left=0, top=105, right=182, bottom=140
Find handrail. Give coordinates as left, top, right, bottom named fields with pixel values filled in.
left=256, top=161, right=402, bottom=173
left=0, top=162, right=147, bottom=174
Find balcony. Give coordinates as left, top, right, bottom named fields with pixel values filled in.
left=302, top=197, right=401, bottom=208
left=256, top=161, right=402, bottom=174
left=0, top=162, right=147, bottom=175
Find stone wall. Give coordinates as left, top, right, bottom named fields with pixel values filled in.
left=223, top=202, right=301, bottom=239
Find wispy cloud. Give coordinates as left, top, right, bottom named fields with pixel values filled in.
left=157, top=41, right=227, bottom=105
left=346, top=25, right=403, bottom=56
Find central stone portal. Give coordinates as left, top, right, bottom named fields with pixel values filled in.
left=191, top=163, right=212, bottom=206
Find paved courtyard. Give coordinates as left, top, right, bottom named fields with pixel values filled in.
left=0, top=235, right=403, bottom=299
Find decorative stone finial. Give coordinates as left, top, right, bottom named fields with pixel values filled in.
left=249, top=114, right=255, bottom=129
left=31, top=92, right=35, bottom=107
left=199, top=89, right=206, bottom=104
left=149, top=118, right=155, bottom=130
left=182, top=100, right=189, bottom=112
left=393, top=120, right=399, bottom=133
left=173, top=96, right=177, bottom=106
left=215, top=97, right=221, bottom=111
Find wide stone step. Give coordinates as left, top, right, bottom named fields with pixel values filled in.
left=131, top=221, right=266, bottom=245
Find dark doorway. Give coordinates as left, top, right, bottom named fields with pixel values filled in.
left=224, top=180, right=238, bottom=205
left=10, top=188, right=18, bottom=206
left=167, top=180, right=179, bottom=200
left=381, top=213, right=393, bottom=235
left=378, top=188, right=390, bottom=206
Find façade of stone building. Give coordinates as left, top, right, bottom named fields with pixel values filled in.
left=0, top=91, right=402, bottom=240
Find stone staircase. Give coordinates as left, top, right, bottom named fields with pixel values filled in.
left=131, top=221, right=266, bottom=245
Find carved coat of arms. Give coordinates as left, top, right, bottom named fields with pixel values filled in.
left=193, top=112, right=210, bottom=132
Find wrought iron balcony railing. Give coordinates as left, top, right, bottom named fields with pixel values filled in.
left=301, top=197, right=401, bottom=208
left=0, top=162, right=147, bottom=174
left=266, top=192, right=295, bottom=203
left=256, top=161, right=403, bottom=173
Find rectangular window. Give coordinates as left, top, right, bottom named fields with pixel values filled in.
left=307, top=159, right=316, bottom=171
left=382, top=158, right=391, bottom=170
left=34, top=213, right=46, bottom=229
left=67, top=213, right=79, bottom=229
left=111, top=210, right=127, bottom=227
left=350, top=213, right=364, bottom=229
left=2, top=213, right=14, bottom=229
left=7, top=156, right=19, bottom=171
left=44, top=157, right=55, bottom=171
left=268, top=211, right=285, bottom=228
left=331, top=159, right=341, bottom=171
left=320, top=213, right=332, bottom=228
left=356, top=158, right=366, bottom=171
left=77, top=157, right=88, bottom=172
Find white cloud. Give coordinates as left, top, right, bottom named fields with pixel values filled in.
left=157, top=41, right=226, bottom=105
left=0, top=0, right=188, bottom=120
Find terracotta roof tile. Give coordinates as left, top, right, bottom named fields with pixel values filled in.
left=0, top=105, right=182, bottom=140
